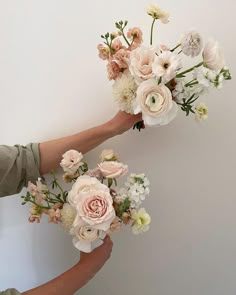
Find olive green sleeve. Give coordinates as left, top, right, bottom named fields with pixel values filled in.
left=0, top=289, right=22, bottom=295
left=0, top=143, right=41, bottom=197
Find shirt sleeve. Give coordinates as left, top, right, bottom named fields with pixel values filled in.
left=0, top=143, right=41, bottom=197
left=0, top=289, right=22, bottom=295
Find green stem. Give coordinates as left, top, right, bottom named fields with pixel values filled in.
left=28, top=200, right=50, bottom=210
left=176, top=62, right=203, bottom=78
left=121, top=30, right=131, bottom=47
left=186, top=81, right=199, bottom=87
left=150, top=18, right=156, bottom=45
left=170, top=44, right=181, bottom=52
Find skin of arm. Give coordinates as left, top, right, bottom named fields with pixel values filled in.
left=39, top=111, right=142, bottom=175
left=22, top=236, right=113, bottom=295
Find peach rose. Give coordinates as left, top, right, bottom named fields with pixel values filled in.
left=129, top=46, right=156, bottom=83
left=98, top=161, right=128, bottom=179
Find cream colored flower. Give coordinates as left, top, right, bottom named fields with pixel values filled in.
left=134, top=79, right=178, bottom=126
left=195, top=103, right=208, bottom=121
left=98, top=161, right=128, bottom=179
left=112, top=71, right=137, bottom=114
left=100, top=149, right=119, bottom=162
left=131, top=208, right=151, bottom=234
left=203, top=40, right=225, bottom=71
left=147, top=4, right=169, bottom=23
left=152, top=51, right=181, bottom=84
left=60, top=150, right=84, bottom=174
left=61, top=203, right=77, bottom=232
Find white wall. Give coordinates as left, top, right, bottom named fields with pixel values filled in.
left=0, top=0, right=236, bottom=294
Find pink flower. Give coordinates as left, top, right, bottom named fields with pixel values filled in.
left=127, top=27, right=143, bottom=45
left=129, top=46, right=156, bottom=83
left=68, top=176, right=115, bottom=231
left=108, top=217, right=122, bottom=233
left=60, top=150, right=84, bottom=174
left=111, top=38, right=123, bottom=52
left=107, top=61, right=121, bottom=80
left=114, top=48, right=130, bottom=69
left=48, top=208, right=61, bottom=224
left=97, top=44, right=110, bottom=60
left=29, top=215, right=41, bottom=223
left=86, top=167, right=104, bottom=181
left=98, top=161, right=128, bottom=179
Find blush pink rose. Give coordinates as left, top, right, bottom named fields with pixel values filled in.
left=107, top=61, right=121, bottom=80
left=129, top=46, right=156, bottom=83
left=98, top=161, right=128, bottom=179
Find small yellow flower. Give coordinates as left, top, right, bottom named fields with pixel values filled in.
left=131, top=208, right=151, bottom=234
left=195, top=103, right=208, bottom=120
left=147, top=4, right=169, bottom=23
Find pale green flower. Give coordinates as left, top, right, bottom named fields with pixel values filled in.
left=195, top=103, right=208, bottom=121
left=147, top=4, right=169, bottom=23
left=131, top=208, right=151, bottom=234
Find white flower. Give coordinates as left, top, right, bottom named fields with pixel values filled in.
left=60, top=150, right=84, bottom=174
left=194, top=67, right=225, bottom=89
left=129, top=46, right=156, bottom=83
left=172, top=79, right=190, bottom=102
left=100, top=149, right=119, bottom=162
left=180, top=30, right=203, bottom=57
left=72, top=225, right=105, bottom=253
left=195, top=103, right=208, bottom=121
left=61, top=203, right=77, bottom=232
left=125, top=173, right=150, bottom=207
left=134, top=79, right=178, bottom=126
left=152, top=51, right=181, bottom=84
left=112, top=71, right=137, bottom=114
left=131, top=208, right=151, bottom=234
left=147, top=4, right=169, bottom=23
left=203, top=40, right=225, bottom=71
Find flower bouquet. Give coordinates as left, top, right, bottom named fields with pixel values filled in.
left=97, top=3, right=231, bottom=130
left=22, top=149, right=151, bottom=253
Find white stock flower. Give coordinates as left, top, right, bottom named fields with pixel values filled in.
left=180, top=30, right=203, bottom=57
left=147, top=4, right=170, bottom=23
left=152, top=51, right=181, bottom=84
left=131, top=208, right=151, bottom=234
left=203, top=40, right=225, bottom=71
left=112, top=71, right=137, bottom=114
left=129, top=46, right=156, bottom=83
left=125, top=173, right=150, bottom=207
left=61, top=203, right=77, bottom=232
left=134, top=79, right=178, bottom=126
left=195, top=103, right=208, bottom=121
left=194, top=67, right=224, bottom=89
left=60, top=150, right=84, bottom=174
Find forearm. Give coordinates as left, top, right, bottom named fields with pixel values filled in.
left=22, top=262, right=94, bottom=295
left=39, top=121, right=116, bottom=175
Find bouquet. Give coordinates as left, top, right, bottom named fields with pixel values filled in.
left=97, top=3, right=232, bottom=130
left=22, top=149, right=151, bottom=253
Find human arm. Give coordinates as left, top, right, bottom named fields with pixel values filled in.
left=39, top=111, right=142, bottom=175
left=21, top=235, right=113, bottom=295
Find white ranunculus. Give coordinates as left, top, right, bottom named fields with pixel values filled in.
left=112, top=71, right=137, bottom=114
left=134, top=79, right=178, bottom=126
left=72, top=226, right=106, bottom=253
left=147, top=4, right=169, bottom=23
left=60, top=150, right=83, bottom=174
left=203, top=40, right=225, bottom=71
left=152, top=51, right=181, bottom=84
left=129, top=46, right=156, bottom=83
left=180, top=30, right=203, bottom=57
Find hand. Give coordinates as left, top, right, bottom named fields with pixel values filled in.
left=79, top=235, right=113, bottom=278
left=108, top=111, right=143, bottom=136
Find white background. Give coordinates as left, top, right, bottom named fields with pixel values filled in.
left=0, top=0, right=236, bottom=294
